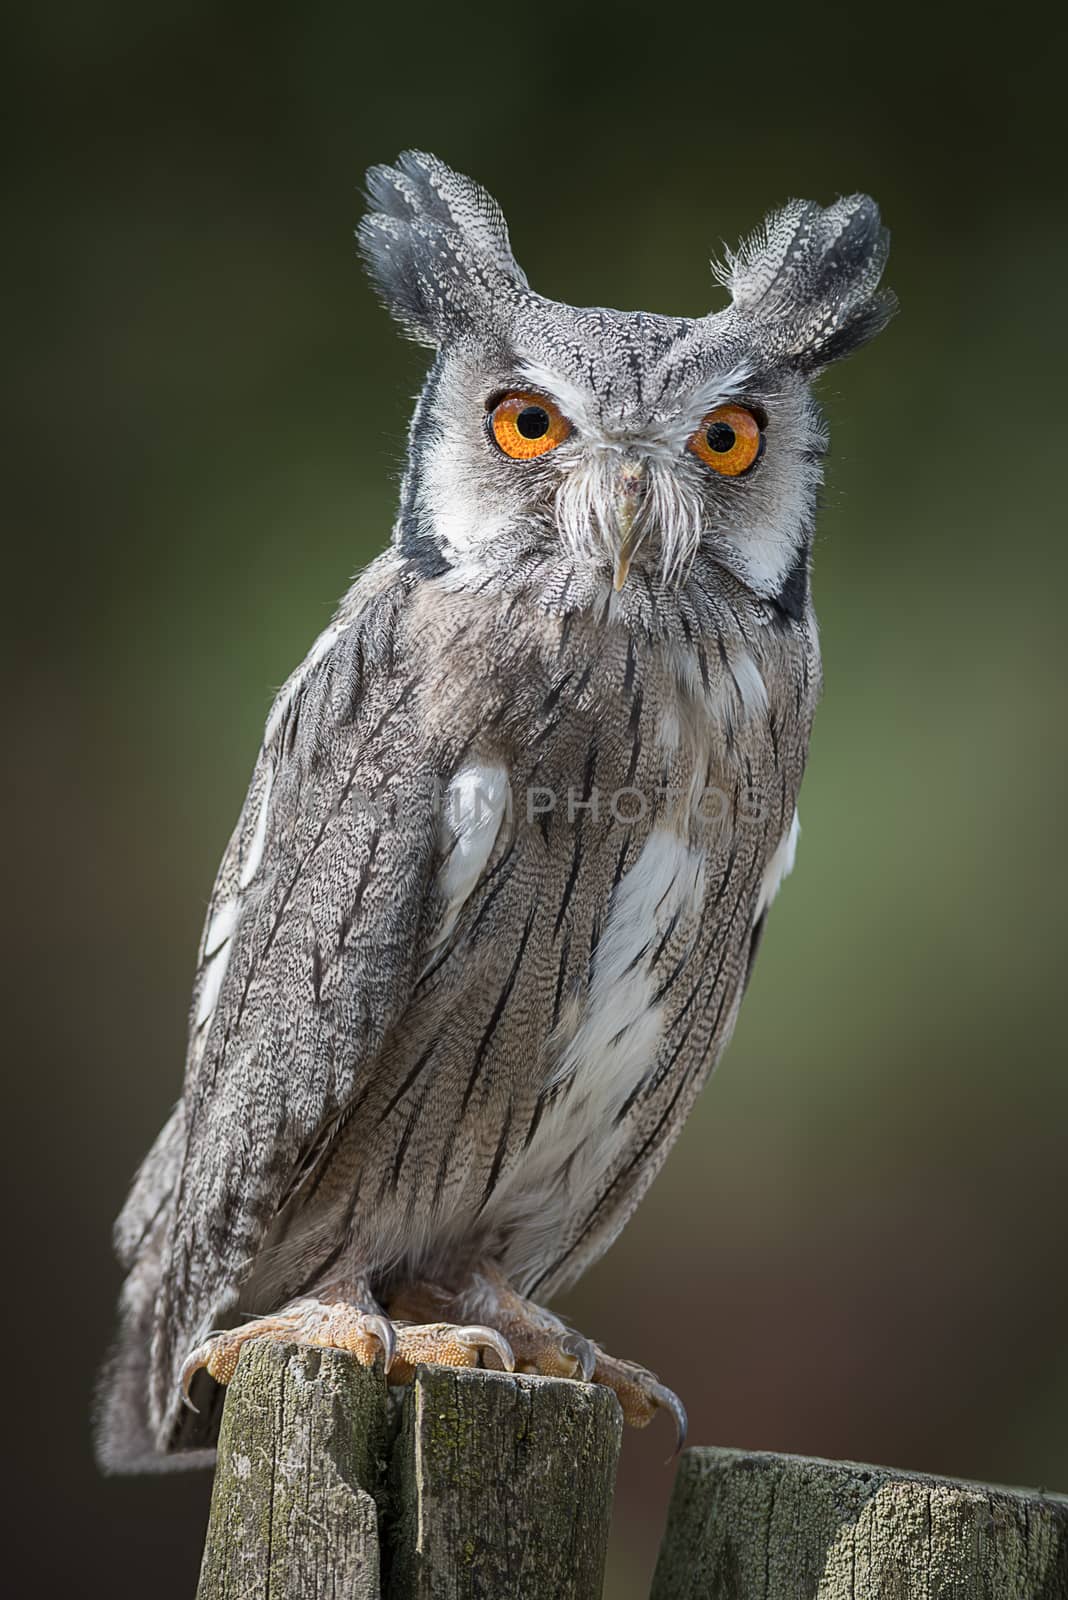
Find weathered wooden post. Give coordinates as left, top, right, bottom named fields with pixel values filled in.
left=650, top=1446, right=1068, bottom=1599
left=388, top=1364, right=621, bottom=1598
left=195, top=1342, right=389, bottom=1600
left=195, top=1341, right=622, bottom=1600
left=197, top=1347, right=1068, bottom=1599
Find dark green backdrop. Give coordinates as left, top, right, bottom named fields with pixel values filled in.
left=8, top=4, right=1066, bottom=1595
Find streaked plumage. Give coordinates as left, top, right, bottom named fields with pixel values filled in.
left=97, top=151, right=893, bottom=1469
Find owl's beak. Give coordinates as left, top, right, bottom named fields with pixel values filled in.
left=612, top=460, right=646, bottom=591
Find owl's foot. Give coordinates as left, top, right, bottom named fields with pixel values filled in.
left=388, top=1271, right=687, bottom=1446
left=180, top=1297, right=397, bottom=1400
left=180, top=1297, right=512, bottom=1402
left=585, top=1349, right=688, bottom=1447
left=386, top=1321, right=516, bottom=1385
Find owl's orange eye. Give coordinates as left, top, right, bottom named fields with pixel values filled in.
left=488, top=390, right=572, bottom=460
left=687, top=404, right=764, bottom=477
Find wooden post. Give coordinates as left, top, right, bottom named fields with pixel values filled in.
left=196, top=1343, right=622, bottom=1600
left=195, top=1341, right=389, bottom=1600
left=650, top=1446, right=1068, bottom=1600
left=388, top=1366, right=622, bottom=1599
left=197, top=1349, right=1068, bottom=1600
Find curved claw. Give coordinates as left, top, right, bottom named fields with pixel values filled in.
left=363, top=1312, right=397, bottom=1374
left=455, top=1324, right=516, bottom=1373
left=560, top=1330, right=597, bottom=1383
left=652, top=1380, right=688, bottom=1454
left=180, top=1341, right=212, bottom=1410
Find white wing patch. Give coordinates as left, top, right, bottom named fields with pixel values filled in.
left=756, top=808, right=800, bottom=916
left=194, top=762, right=275, bottom=1041
left=730, top=650, right=769, bottom=717
left=422, top=761, right=510, bottom=969
left=239, top=765, right=273, bottom=889
left=195, top=896, right=240, bottom=1029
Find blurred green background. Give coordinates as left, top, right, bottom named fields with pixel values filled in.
left=7, top=2, right=1067, bottom=1595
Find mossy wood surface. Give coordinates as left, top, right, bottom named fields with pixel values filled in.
left=389, top=1365, right=623, bottom=1599
left=195, top=1342, right=388, bottom=1599
left=651, top=1446, right=1068, bottom=1600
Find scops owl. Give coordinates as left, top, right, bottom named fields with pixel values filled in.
left=97, top=151, right=894, bottom=1470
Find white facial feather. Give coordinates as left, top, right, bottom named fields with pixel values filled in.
left=516, top=359, right=601, bottom=437
left=644, top=361, right=755, bottom=453
left=495, top=355, right=809, bottom=594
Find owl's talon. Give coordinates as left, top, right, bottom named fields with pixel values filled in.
left=560, top=1330, right=597, bottom=1382
left=589, top=1349, right=688, bottom=1447
left=395, top=1269, right=682, bottom=1434
left=652, top=1381, right=687, bottom=1453
left=670, top=1395, right=688, bottom=1453
left=363, top=1312, right=398, bottom=1373
left=454, top=1324, right=516, bottom=1372
left=180, top=1340, right=215, bottom=1402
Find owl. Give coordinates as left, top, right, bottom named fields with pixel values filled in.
left=96, top=151, right=893, bottom=1470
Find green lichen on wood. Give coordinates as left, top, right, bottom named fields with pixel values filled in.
left=194, top=1347, right=622, bottom=1600
left=195, top=1343, right=1067, bottom=1600
left=650, top=1447, right=1068, bottom=1600
left=386, top=1366, right=623, bottom=1600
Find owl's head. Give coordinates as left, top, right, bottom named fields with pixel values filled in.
left=358, top=152, right=893, bottom=620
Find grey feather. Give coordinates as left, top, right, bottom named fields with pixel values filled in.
left=358, top=149, right=530, bottom=345
left=715, top=194, right=897, bottom=369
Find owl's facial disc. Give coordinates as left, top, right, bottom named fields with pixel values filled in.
left=478, top=362, right=782, bottom=592
left=404, top=333, right=828, bottom=612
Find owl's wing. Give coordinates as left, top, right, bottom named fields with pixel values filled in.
left=149, top=570, right=440, bottom=1431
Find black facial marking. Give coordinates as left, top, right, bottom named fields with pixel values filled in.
left=401, top=540, right=452, bottom=580
left=770, top=545, right=810, bottom=626
left=397, top=354, right=454, bottom=578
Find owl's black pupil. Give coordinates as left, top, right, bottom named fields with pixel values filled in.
left=516, top=405, right=550, bottom=440
left=705, top=421, right=736, bottom=453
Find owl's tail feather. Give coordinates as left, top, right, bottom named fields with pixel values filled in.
left=95, top=1104, right=224, bottom=1473
left=95, top=1215, right=221, bottom=1473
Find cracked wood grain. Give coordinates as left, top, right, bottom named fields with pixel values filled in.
left=650, top=1447, right=1068, bottom=1600
left=195, top=1342, right=388, bottom=1600
left=386, top=1366, right=623, bottom=1600
left=195, top=1347, right=622, bottom=1600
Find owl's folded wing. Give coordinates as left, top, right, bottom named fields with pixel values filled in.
left=147, top=574, right=440, bottom=1437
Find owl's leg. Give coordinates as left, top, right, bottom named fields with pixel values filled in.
left=387, top=1267, right=687, bottom=1446
left=180, top=1276, right=512, bottom=1402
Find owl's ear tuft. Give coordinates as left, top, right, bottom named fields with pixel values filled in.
left=357, top=151, right=529, bottom=346
left=716, top=195, right=896, bottom=372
